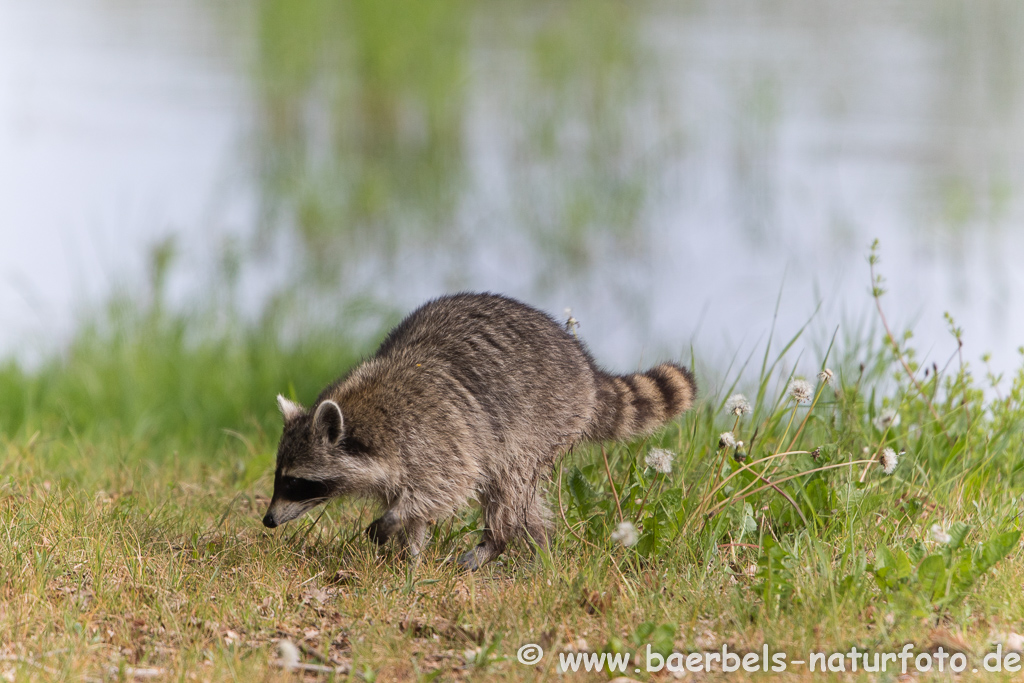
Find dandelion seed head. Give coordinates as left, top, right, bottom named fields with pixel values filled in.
left=873, top=408, right=900, bottom=432
left=788, top=379, right=814, bottom=403
left=930, top=523, right=952, bottom=544
left=724, top=394, right=752, bottom=416
left=879, top=447, right=899, bottom=475
left=611, top=521, right=639, bottom=547
left=278, top=640, right=300, bottom=671
left=817, top=368, right=835, bottom=386
left=645, top=448, right=674, bottom=474
left=718, top=432, right=736, bottom=449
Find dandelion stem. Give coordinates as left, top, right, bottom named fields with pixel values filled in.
left=634, top=471, right=662, bottom=521
left=601, top=445, right=624, bottom=523
left=857, top=449, right=879, bottom=483
left=857, top=411, right=899, bottom=482
left=697, top=444, right=732, bottom=520
left=777, top=402, right=799, bottom=454
left=786, top=382, right=827, bottom=452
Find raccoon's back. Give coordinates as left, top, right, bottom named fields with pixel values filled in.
left=375, top=293, right=579, bottom=365
left=371, top=293, right=596, bottom=440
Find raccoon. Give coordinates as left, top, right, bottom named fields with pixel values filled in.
left=263, top=293, right=696, bottom=570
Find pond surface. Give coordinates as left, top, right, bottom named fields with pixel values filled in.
left=2, top=0, right=1024, bottom=383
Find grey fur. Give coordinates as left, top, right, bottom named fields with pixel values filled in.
left=262, top=293, right=696, bottom=569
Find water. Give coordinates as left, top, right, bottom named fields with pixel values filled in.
left=2, top=0, right=1023, bottom=383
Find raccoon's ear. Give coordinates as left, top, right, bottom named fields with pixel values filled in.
left=313, top=400, right=344, bottom=445
left=277, top=394, right=305, bottom=423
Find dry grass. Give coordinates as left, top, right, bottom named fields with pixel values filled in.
left=3, top=423, right=1024, bottom=682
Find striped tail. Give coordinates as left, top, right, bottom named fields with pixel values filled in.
left=584, top=362, right=697, bottom=442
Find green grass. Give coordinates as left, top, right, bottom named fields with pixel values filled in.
left=3, top=278, right=1024, bottom=681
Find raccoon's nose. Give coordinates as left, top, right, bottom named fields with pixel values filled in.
left=262, top=512, right=278, bottom=528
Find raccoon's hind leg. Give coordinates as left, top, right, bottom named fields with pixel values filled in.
left=456, top=463, right=556, bottom=570
left=524, top=496, right=553, bottom=552
left=457, top=498, right=547, bottom=570
left=457, top=530, right=507, bottom=572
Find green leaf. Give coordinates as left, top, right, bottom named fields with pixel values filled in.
left=835, top=574, right=857, bottom=598
left=802, top=478, right=832, bottom=518
left=631, top=621, right=675, bottom=656
left=907, top=541, right=927, bottom=564
left=730, top=502, right=757, bottom=537
left=918, top=555, right=947, bottom=602
left=635, top=524, right=658, bottom=558
left=875, top=545, right=895, bottom=570
left=659, top=487, right=683, bottom=509
left=892, top=548, right=913, bottom=579
left=873, top=566, right=896, bottom=592
left=950, top=554, right=977, bottom=593
left=650, top=624, right=676, bottom=658
left=567, top=466, right=594, bottom=516
left=946, top=522, right=970, bottom=551
left=975, top=531, right=1021, bottom=574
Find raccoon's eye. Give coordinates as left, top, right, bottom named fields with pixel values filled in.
left=279, top=476, right=333, bottom=501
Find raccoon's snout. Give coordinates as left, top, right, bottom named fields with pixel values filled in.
left=263, top=496, right=323, bottom=528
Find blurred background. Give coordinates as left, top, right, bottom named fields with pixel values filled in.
left=2, top=0, right=1024, bottom=382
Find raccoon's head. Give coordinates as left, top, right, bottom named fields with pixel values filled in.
left=262, top=394, right=351, bottom=529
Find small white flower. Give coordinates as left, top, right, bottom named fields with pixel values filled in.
left=724, top=394, right=752, bottom=416
left=787, top=379, right=814, bottom=403
left=645, top=448, right=674, bottom=474
left=930, top=523, right=952, bottom=544
left=879, top=447, right=899, bottom=475
left=817, top=368, right=834, bottom=386
left=611, top=521, right=639, bottom=547
left=873, top=408, right=900, bottom=432
left=718, top=432, right=736, bottom=449
left=278, top=640, right=300, bottom=671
